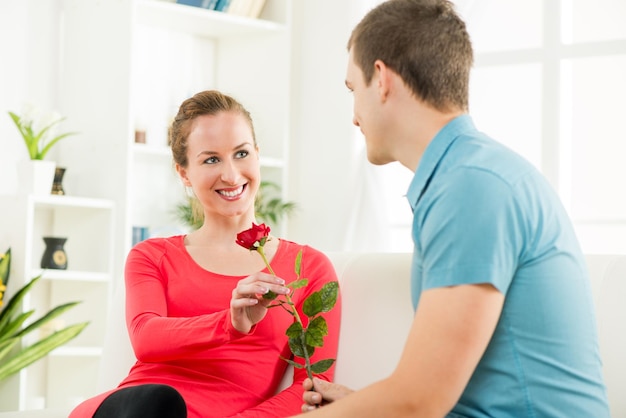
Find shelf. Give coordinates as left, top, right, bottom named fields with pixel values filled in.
left=50, top=346, right=103, bottom=357
left=259, top=156, right=285, bottom=168
left=38, top=269, right=111, bottom=283
left=29, top=194, right=115, bottom=210
left=133, top=143, right=172, bottom=158
left=136, top=0, right=286, bottom=38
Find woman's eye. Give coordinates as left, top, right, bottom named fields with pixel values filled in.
left=204, top=156, right=219, bottom=164
left=235, top=150, right=249, bottom=159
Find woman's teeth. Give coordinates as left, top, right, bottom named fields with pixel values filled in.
left=218, top=186, right=244, bottom=197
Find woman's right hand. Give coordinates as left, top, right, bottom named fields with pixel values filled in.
left=230, top=272, right=290, bottom=333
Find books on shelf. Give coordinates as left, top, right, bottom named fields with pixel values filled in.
left=175, top=0, right=267, bottom=19
left=175, top=0, right=212, bottom=7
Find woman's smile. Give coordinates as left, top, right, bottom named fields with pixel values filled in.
left=217, top=184, right=247, bottom=200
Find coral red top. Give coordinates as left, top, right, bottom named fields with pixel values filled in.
left=70, top=236, right=341, bottom=418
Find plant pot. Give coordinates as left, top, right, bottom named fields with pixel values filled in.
left=17, top=160, right=56, bottom=196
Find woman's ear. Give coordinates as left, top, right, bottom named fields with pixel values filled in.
left=175, top=163, right=192, bottom=187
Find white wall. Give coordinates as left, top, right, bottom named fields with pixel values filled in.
left=286, top=1, right=370, bottom=252
left=0, top=1, right=62, bottom=197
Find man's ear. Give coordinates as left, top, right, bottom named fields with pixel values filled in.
left=374, top=59, right=392, bottom=101
left=175, top=163, right=192, bottom=187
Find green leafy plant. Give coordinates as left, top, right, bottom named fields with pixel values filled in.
left=174, top=180, right=297, bottom=230
left=8, top=106, right=77, bottom=160
left=254, top=181, right=297, bottom=225
left=236, top=223, right=339, bottom=381
left=0, top=248, right=88, bottom=381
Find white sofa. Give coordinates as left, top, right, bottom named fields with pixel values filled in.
left=1, top=253, right=625, bottom=417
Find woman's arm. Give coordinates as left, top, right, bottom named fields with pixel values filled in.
left=125, top=242, right=288, bottom=362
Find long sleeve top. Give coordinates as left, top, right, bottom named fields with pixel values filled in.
left=70, top=236, right=341, bottom=418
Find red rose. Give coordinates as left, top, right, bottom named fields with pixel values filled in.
left=234, top=222, right=339, bottom=377
left=236, top=223, right=271, bottom=250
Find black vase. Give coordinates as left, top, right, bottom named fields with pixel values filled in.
left=41, top=237, right=68, bottom=270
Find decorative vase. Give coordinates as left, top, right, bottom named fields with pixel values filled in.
left=17, top=160, right=56, bottom=196
left=51, top=167, right=66, bottom=195
left=40, top=237, right=68, bottom=270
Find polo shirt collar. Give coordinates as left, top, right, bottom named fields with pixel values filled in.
left=406, top=114, right=474, bottom=211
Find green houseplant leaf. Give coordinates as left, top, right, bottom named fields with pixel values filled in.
left=0, top=248, right=9, bottom=288
left=0, top=274, right=42, bottom=334
left=0, top=322, right=89, bottom=381
left=8, top=110, right=78, bottom=160
left=0, top=248, right=88, bottom=382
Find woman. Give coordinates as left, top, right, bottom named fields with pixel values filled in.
left=70, top=90, right=341, bottom=418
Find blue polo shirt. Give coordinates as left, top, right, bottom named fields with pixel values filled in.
left=406, top=115, right=609, bottom=417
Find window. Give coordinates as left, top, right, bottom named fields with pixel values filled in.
left=370, top=0, right=626, bottom=254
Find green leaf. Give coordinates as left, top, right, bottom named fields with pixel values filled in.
left=303, top=281, right=339, bottom=317
left=280, top=357, right=304, bottom=369
left=318, top=281, right=339, bottom=312
left=294, top=249, right=303, bottom=276
left=0, top=248, right=10, bottom=287
left=303, top=292, right=322, bottom=317
left=8, top=111, right=77, bottom=160
left=288, top=278, right=308, bottom=290
left=261, top=290, right=278, bottom=300
left=0, top=275, right=42, bottom=335
left=38, top=131, right=77, bottom=160
left=310, top=359, right=335, bottom=374
left=0, top=322, right=88, bottom=381
left=304, top=316, right=328, bottom=347
left=0, top=311, right=34, bottom=343
left=8, top=113, right=36, bottom=159
left=15, top=301, right=81, bottom=339
left=0, top=338, right=19, bottom=363
left=285, top=321, right=303, bottom=339
left=254, top=180, right=297, bottom=224
left=288, top=336, right=314, bottom=359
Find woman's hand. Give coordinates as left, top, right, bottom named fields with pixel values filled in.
left=230, top=272, right=290, bottom=333
left=301, top=377, right=354, bottom=412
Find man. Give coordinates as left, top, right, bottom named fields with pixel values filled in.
left=297, top=0, right=610, bottom=416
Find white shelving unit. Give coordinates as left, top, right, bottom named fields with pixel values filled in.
left=0, top=194, right=114, bottom=411
left=57, top=0, right=292, bottom=282
left=1, top=0, right=292, bottom=409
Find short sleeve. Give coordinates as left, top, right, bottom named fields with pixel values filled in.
left=415, top=167, right=525, bottom=294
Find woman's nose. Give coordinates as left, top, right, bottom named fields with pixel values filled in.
left=220, top=160, right=239, bottom=184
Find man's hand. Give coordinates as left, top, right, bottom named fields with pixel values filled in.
left=301, top=377, right=354, bottom=413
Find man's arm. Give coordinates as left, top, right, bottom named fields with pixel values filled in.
left=297, top=283, right=504, bottom=417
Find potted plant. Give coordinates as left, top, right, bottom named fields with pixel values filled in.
left=0, top=247, right=88, bottom=382
left=8, top=104, right=77, bottom=196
